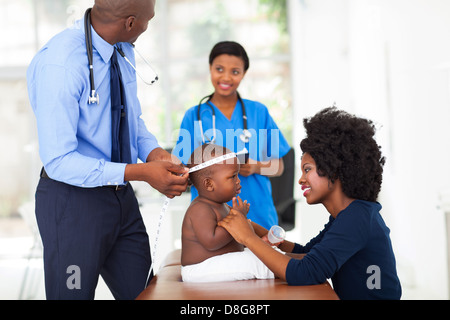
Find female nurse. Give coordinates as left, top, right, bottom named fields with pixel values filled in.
left=174, top=41, right=290, bottom=229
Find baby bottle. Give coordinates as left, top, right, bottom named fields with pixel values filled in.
left=268, top=225, right=286, bottom=245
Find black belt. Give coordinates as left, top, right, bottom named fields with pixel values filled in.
left=40, top=167, right=128, bottom=191
left=40, top=167, right=50, bottom=179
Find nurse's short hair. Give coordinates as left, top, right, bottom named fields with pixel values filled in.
left=209, top=41, right=250, bottom=72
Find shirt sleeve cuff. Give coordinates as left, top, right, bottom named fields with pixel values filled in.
left=102, top=161, right=127, bottom=185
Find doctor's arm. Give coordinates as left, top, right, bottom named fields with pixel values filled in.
left=124, top=116, right=189, bottom=198
left=125, top=127, right=188, bottom=198
left=125, top=148, right=188, bottom=198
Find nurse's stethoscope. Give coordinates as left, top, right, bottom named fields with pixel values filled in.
left=197, top=92, right=252, bottom=144
left=84, top=8, right=158, bottom=105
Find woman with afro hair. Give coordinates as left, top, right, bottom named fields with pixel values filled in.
left=219, top=107, right=402, bottom=300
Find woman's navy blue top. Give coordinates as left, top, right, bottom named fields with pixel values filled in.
left=286, top=200, right=402, bottom=300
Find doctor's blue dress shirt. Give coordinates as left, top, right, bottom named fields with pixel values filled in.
left=27, top=19, right=160, bottom=188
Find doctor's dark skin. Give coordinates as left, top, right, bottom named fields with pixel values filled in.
left=90, top=0, right=188, bottom=198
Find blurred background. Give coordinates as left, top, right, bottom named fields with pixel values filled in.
left=0, top=0, right=449, bottom=299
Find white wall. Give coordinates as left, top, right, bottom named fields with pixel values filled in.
left=288, top=0, right=450, bottom=299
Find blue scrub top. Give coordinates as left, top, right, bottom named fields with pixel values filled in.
left=174, top=98, right=290, bottom=229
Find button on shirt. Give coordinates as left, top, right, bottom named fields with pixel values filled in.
left=27, top=19, right=159, bottom=187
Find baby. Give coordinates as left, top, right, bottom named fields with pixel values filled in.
left=181, top=143, right=275, bottom=282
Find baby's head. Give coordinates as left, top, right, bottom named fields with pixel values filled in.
left=188, top=144, right=241, bottom=203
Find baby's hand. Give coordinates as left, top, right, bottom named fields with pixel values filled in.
left=232, top=196, right=250, bottom=216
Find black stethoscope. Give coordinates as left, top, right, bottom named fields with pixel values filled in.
left=84, top=8, right=158, bottom=105
left=84, top=8, right=99, bottom=105
left=197, top=92, right=252, bottom=144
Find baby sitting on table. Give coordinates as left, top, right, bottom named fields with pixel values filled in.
left=181, top=143, right=276, bottom=282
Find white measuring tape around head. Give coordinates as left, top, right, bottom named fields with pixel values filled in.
left=145, top=148, right=248, bottom=287
left=187, top=148, right=247, bottom=173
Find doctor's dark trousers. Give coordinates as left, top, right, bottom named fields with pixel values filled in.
left=35, top=176, right=152, bottom=300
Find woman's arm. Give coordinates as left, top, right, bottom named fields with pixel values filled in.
left=250, top=221, right=296, bottom=253
left=219, top=209, right=292, bottom=280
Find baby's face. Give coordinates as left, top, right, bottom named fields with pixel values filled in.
left=209, top=160, right=241, bottom=203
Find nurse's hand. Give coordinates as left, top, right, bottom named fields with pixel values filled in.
left=239, top=158, right=284, bottom=177
left=238, top=163, right=259, bottom=177
left=218, top=208, right=257, bottom=246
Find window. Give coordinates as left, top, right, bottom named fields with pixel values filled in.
left=0, top=0, right=291, bottom=215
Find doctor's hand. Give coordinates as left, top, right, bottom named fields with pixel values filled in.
left=125, top=161, right=189, bottom=198
left=146, top=147, right=182, bottom=164
left=218, top=208, right=257, bottom=246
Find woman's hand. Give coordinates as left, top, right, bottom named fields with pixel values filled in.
left=261, top=233, right=283, bottom=247
left=218, top=208, right=256, bottom=246
left=219, top=206, right=292, bottom=281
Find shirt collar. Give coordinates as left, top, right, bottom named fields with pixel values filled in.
left=78, top=17, right=114, bottom=63
left=90, top=25, right=115, bottom=63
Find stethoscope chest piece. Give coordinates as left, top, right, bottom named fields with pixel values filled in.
left=240, top=129, right=252, bottom=143
left=88, top=90, right=99, bottom=105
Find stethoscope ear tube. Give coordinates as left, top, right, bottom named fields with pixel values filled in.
left=84, top=8, right=99, bottom=105
left=197, top=94, right=215, bottom=143
left=197, top=92, right=250, bottom=144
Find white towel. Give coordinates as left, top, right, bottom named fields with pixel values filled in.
left=181, top=248, right=275, bottom=282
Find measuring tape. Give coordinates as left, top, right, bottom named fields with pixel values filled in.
left=144, top=148, right=248, bottom=288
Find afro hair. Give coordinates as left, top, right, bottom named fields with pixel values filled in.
left=300, top=107, right=385, bottom=202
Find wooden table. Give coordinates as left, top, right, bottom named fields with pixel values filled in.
left=136, top=250, right=339, bottom=300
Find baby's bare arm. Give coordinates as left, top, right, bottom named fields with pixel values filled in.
left=187, top=202, right=235, bottom=251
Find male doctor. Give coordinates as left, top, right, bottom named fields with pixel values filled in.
left=27, top=0, right=188, bottom=299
